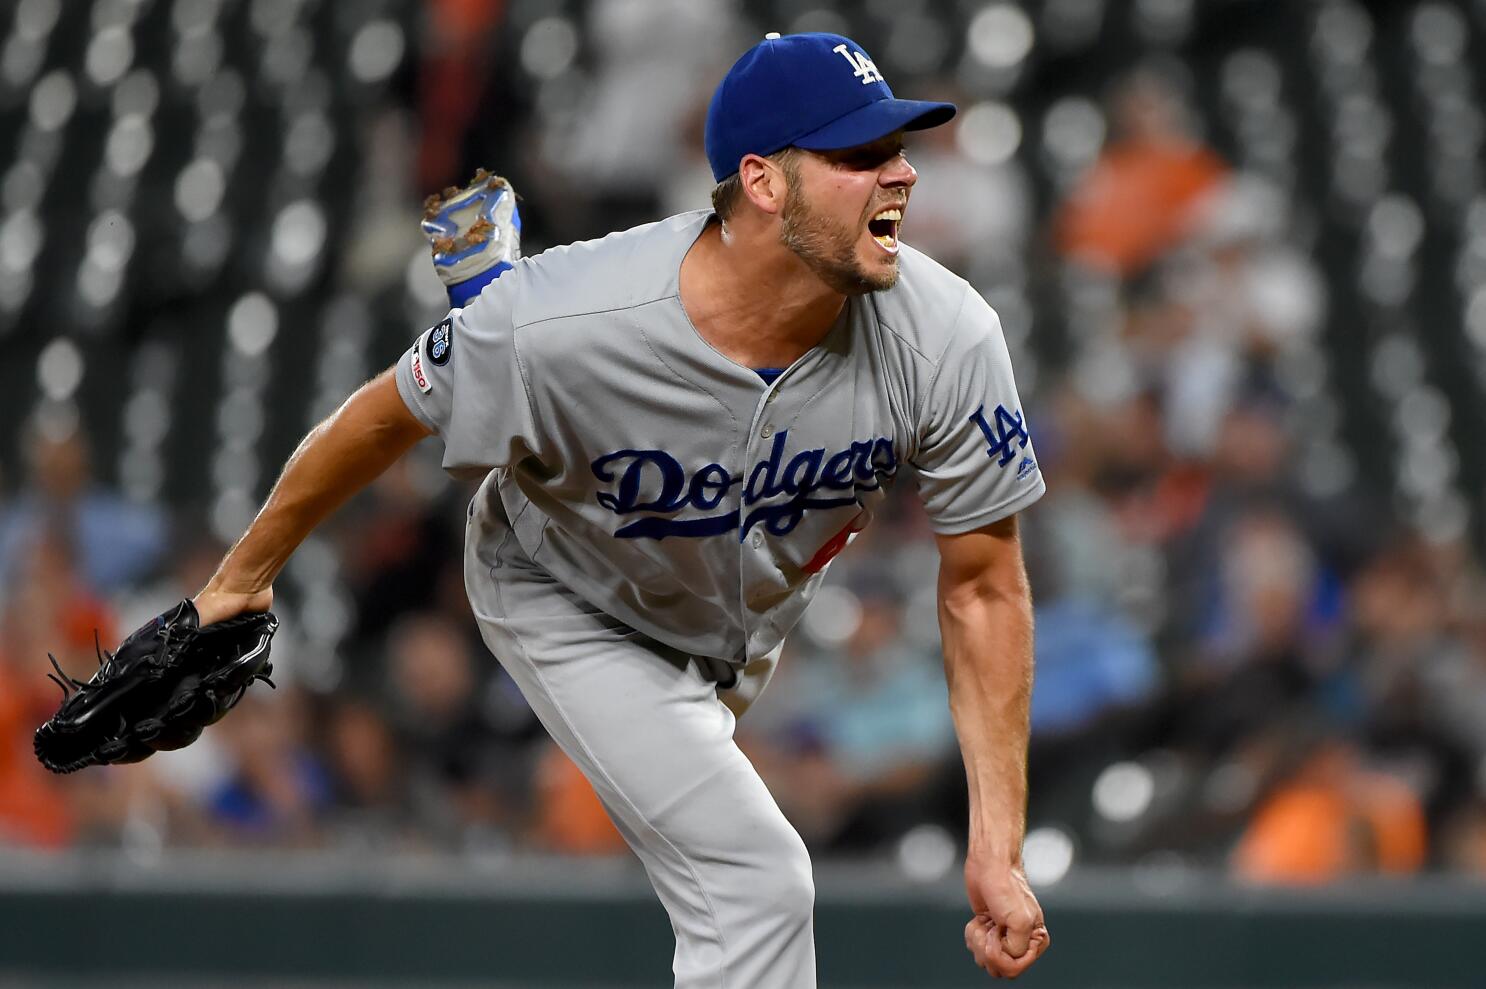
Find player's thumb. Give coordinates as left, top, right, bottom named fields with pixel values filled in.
left=1001, top=916, right=1034, bottom=958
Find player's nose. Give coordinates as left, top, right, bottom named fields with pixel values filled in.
left=880, top=153, right=916, bottom=190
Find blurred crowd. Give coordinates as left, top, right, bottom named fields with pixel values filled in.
left=4, top=0, right=1486, bottom=888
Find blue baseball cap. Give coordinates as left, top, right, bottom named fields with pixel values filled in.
left=705, top=32, right=957, bottom=182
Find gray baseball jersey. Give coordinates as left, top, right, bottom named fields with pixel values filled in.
left=395, top=209, right=1043, bottom=667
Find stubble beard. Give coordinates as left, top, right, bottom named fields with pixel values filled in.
left=779, top=185, right=898, bottom=295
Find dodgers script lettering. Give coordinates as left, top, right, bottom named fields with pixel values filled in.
left=591, top=430, right=897, bottom=541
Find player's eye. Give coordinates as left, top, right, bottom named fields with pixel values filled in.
left=835, top=146, right=904, bottom=170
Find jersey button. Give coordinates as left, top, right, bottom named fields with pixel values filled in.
left=760, top=424, right=774, bottom=438
left=751, top=531, right=763, bottom=548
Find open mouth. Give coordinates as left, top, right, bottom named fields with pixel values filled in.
left=867, top=206, right=901, bottom=254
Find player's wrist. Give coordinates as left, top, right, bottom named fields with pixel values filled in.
left=194, top=583, right=274, bottom=626
left=966, top=832, right=1026, bottom=870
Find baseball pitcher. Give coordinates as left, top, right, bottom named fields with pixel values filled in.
left=97, top=33, right=1050, bottom=985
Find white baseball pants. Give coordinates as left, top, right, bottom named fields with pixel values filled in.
left=464, top=495, right=816, bottom=988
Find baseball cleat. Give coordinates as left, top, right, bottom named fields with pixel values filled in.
left=421, top=168, right=522, bottom=306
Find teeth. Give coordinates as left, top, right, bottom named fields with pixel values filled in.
left=868, top=205, right=902, bottom=254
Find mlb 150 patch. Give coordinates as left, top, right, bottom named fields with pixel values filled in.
left=409, top=347, right=431, bottom=393
left=428, top=317, right=453, bottom=365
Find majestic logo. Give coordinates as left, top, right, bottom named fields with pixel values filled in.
left=832, top=44, right=884, bottom=85
left=427, top=317, right=453, bottom=366
left=591, top=430, right=897, bottom=541
left=969, top=404, right=1030, bottom=468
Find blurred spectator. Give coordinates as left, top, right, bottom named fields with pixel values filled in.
left=1441, top=799, right=1486, bottom=876
left=382, top=613, right=540, bottom=840
left=1197, top=506, right=1323, bottom=678
left=1233, top=737, right=1427, bottom=884
left=418, top=0, right=507, bottom=190
left=1166, top=507, right=1330, bottom=761
left=0, top=421, right=167, bottom=595
left=343, top=459, right=466, bottom=647
left=532, top=744, right=626, bottom=855
left=0, top=527, right=118, bottom=667
left=1340, top=538, right=1486, bottom=823
left=1146, top=177, right=1326, bottom=458
left=1054, top=67, right=1228, bottom=278
left=1162, top=396, right=1333, bottom=648
left=1170, top=175, right=1326, bottom=358
left=0, top=528, right=120, bottom=847
left=543, top=0, right=743, bottom=234
left=1022, top=380, right=1165, bottom=618
left=114, top=526, right=228, bottom=631
left=744, top=593, right=958, bottom=850
left=206, top=690, right=329, bottom=845
left=1018, top=385, right=1163, bottom=737
left=323, top=697, right=417, bottom=846
left=659, top=96, right=725, bottom=219
left=1029, top=597, right=1159, bottom=739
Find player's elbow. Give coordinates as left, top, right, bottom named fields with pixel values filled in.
left=935, top=515, right=1030, bottom=612
left=942, top=565, right=1028, bottom=608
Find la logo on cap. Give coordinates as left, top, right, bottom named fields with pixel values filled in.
left=832, top=43, right=883, bottom=85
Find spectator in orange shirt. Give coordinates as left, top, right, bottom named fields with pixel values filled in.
left=1233, top=738, right=1426, bottom=884
left=533, top=742, right=626, bottom=855
left=0, top=528, right=118, bottom=847
left=1054, top=67, right=1228, bottom=278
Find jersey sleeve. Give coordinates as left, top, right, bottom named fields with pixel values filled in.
left=912, top=285, right=1046, bottom=534
left=393, top=274, right=545, bottom=477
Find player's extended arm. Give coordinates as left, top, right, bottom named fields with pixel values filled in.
left=194, top=367, right=432, bottom=626
left=935, top=515, right=1050, bottom=979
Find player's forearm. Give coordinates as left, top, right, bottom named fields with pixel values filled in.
left=205, top=367, right=431, bottom=595
left=938, top=566, right=1034, bottom=865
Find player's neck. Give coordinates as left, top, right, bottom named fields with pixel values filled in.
left=679, top=220, right=846, bottom=369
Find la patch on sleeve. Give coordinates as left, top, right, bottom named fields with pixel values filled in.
left=969, top=403, right=1029, bottom=467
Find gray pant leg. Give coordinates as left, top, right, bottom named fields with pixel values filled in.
left=465, top=512, right=817, bottom=989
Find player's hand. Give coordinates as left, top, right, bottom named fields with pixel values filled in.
left=193, top=584, right=274, bottom=628
left=963, top=854, right=1050, bottom=979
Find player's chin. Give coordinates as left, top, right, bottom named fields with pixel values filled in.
left=856, top=234, right=900, bottom=289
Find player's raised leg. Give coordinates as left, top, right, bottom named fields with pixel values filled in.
left=421, top=169, right=522, bottom=307
left=465, top=483, right=816, bottom=988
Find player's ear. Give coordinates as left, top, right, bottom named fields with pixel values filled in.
left=739, top=153, right=787, bottom=215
